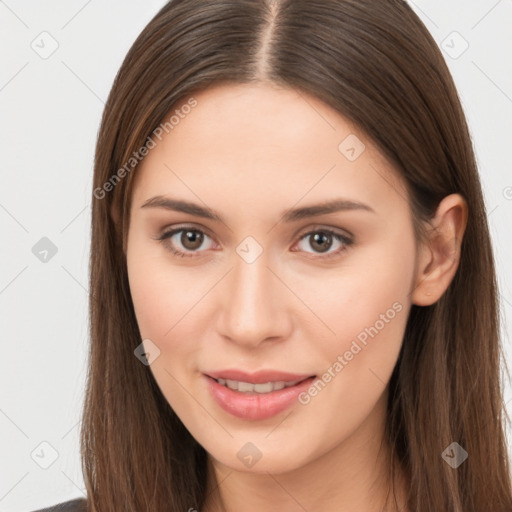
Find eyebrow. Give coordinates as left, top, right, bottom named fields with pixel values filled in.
left=140, top=195, right=375, bottom=223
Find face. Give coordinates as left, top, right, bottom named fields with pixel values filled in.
left=125, top=83, right=419, bottom=474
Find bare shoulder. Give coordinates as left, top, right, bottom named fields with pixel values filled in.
left=31, top=497, right=87, bottom=512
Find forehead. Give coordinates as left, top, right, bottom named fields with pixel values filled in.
left=130, top=83, right=409, bottom=220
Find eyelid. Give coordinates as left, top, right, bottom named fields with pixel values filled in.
left=295, top=223, right=354, bottom=240
left=155, top=222, right=354, bottom=242
left=153, top=222, right=217, bottom=243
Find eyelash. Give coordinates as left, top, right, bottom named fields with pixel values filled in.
left=155, top=225, right=354, bottom=260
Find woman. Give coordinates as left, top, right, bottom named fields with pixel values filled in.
left=34, top=0, right=512, bottom=510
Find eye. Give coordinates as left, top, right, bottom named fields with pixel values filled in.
left=155, top=225, right=353, bottom=260
left=293, top=228, right=353, bottom=259
left=155, top=226, right=216, bottom=258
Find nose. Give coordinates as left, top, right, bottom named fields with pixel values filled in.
left=216, top=250, right=293, bottom=349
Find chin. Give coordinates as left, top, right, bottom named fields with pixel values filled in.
left=205, top=438, right=317, bottom=475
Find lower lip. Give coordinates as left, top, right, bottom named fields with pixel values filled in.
left=205, top=375, right=316, bottom=421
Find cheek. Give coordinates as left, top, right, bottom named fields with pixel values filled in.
left=129, top=272, right=194, bottom=341
left=290, top=237, right=414, bottom=434
left=126, top=242, right=204, bottom=407
left=126, top=232, right=198, bottom=342
left=304, top=230, right=416, bottom=374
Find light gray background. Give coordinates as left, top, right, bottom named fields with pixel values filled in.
left=1, top=1, right=511, bottom=510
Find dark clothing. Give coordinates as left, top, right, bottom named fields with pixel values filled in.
left=31, top=497, right=87, bottom=512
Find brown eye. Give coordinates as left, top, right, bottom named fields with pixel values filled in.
left=309, top=232, right=333, bottom=253
left=295, top=229, right=353, bottom=259
left=156, top=227, right=215, bottom=258
left=156, top=226, right=353, bottom=260
left=180, top=229, right=204, bottom=250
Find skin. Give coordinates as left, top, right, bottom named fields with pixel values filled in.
left=122, top=82, right=467, bottom=512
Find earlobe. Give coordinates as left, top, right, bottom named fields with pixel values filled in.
left=412, top=193, right=468, bottom=306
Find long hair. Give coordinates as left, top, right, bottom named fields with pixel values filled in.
left=82, top=0, right=512, bottom=510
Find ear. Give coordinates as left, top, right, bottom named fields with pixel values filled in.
left=412, top=193, right=468, bottom=306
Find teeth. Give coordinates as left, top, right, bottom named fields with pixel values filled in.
left=216, top=378, right=302, bottom=394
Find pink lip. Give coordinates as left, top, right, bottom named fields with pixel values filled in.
left=204, top=370, right=316, bottom=421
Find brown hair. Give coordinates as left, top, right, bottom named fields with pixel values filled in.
left=82, top=0, right=512, bottom=510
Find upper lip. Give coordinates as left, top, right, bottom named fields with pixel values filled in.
left=205, top=369, right=315, bottom=384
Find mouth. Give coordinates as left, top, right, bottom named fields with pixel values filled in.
left=204, top=371, right=317, bottom=420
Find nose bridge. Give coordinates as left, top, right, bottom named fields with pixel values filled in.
left=218, top=245, right=288, bottom=346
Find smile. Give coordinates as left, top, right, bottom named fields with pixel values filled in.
left=214, top=378, right=304, bottom=393
left=204, top=373, right=316, bottom=420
